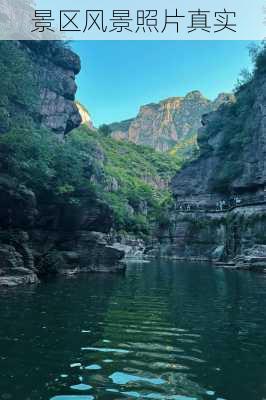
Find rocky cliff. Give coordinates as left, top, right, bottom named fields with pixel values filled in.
left=150, top=46, right=266, bottom=269
left=0, top=41, right=82, bottom=136
left=0, top=41, right=124, bottom=287
left=109, top=91, right=233, bottom=152
left=23, top=41, right=82, bottom=136
left=76, top=101, right=95, bottom=130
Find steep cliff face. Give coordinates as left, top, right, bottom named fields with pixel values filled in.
left=0, top=41, right=124, bottom=286
left=109, top=91, right=233, bottom=152
left=24, top=41, right=82, bottom=136
left=155, top=47, right=266, bottom=266
left=172, top=61, right=266, bottom=201
left=0, top=41, right=81, bottom=137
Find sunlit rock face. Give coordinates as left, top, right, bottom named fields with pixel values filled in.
left=76, top=101, right=95, bottom=130
left=20, top=41, right=82, bottom=136
left=109, top=91, right=233, bottom=152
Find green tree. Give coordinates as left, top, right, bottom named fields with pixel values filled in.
left=98, top=124, right=112, bottom=136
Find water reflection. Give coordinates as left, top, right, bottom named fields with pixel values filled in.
left=0, top=261, right=266, bottom=399
left=51, top=397, right=94, bottom=400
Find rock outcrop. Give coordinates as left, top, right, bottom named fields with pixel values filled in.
left=109, top=91, right=233, bottom=152
left=26, top=41, right=82, bottom=136
left=151, top=49, right=266, bottom=268
left=76, top=101, right=95, bottom=130
left=232, top=245, right=266, bottom=271
left=0, top=172, right=125, bottom=286
left=1, top=41, right=82, bottom=137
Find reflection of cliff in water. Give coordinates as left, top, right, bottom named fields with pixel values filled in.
left=1, top=262, right=266, bottom=400
left=87, top=261, right=209, bottom=399
left=90, top=261, right=266, bottom=400
left=0, top=273, right=123, bottom=400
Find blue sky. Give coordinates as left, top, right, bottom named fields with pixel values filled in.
left=73, top=41, right=254, bottom=127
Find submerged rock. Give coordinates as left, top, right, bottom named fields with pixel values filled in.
left=0, top=244, right=39, bottom=287
left=233, top=245, right=266, bottom=272
left=110, top=234, right=146, bottom=260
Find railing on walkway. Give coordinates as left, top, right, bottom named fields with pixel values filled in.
left=175, top=200, right=266, bottom=213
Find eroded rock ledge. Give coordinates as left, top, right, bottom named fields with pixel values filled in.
left=0, top=176, right=125, bottom=287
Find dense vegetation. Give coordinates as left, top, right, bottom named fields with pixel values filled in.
left=0, top=41, right=37, bottom=133
left=0, top=41, right=183, bottom=237
left=0, top=127, right=100, bottom=201
left=168, top=133, right=199, bottom=160
left=0, top=41, right=97, bottom=204
left=69, top=126, right=183, bottom=236
left=0, top=123, right=182, bottom=237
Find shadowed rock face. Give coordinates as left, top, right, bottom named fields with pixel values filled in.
left=0, top=165, right=125, bottom=286
left=21, top=41, right=82, bottom=136
left=155, top=56, right=266, bottom=264
left=109, top=91, right=233, bottom=152
left=172, top=72, right=266, bottom=200
left=0, top=41, right=125, bottom=286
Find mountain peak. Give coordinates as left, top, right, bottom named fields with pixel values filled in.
left=185, top=90, right=205, bottom=99
left=109, top=91, right=232, bottom=152
left=213, top=92, right=235, bottom=106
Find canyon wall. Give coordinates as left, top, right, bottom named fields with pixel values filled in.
left=149, top=49, right=266, bottom=268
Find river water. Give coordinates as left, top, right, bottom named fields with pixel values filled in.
left=0, top=261, right=266, bottom=400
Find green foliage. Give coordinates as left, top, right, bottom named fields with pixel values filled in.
left=234, top=68, right=253, bottom=93
left=71, top=125, right=182, bottom=236
left=0, top=36, right=181, bottom=237
left=0, top=41, right=183, bottom=237
left=251, top=41, right=266, bottom=74
left=234, top=42, right=266, bottom=94
left=0, top=42, right=38, bottom=118
left=168, top=133, right=199, bottom=161
left=0, top=127, right=99, bottom=204
left=98, top=124, right=112, bottom=136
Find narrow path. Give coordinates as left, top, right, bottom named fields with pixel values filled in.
left=175, top=200, right=266, bottom=214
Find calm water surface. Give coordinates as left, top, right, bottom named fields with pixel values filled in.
left=0, top=261, right=266, bottom=400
